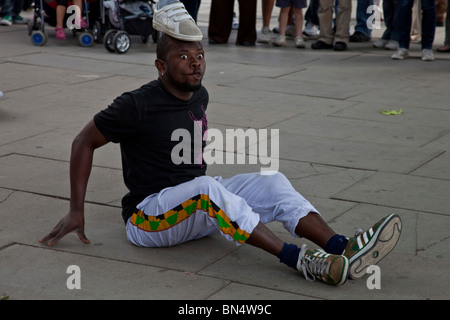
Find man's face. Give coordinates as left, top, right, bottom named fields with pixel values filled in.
left=163, top=40, right=206, bottom=93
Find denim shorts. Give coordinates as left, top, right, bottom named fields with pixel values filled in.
left=276, top=0, right=307, bottom=9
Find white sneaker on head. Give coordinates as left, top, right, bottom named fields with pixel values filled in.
left=153, top=1, right=203, bottom=41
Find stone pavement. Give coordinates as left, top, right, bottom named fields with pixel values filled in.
left=1, top=0, right=449, bottom=302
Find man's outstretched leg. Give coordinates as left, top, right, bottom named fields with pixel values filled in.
left=222, top=172, right=402, bottom=283
left=248, top=211, right=402, bottom=284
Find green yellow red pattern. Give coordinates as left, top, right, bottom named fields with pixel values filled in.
left=129, top=194, right=250, bottom=243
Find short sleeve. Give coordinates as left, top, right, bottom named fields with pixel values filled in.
left=93, top=93, right=139, bottom=143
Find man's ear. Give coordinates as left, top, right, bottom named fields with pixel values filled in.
left=155, top=58, right=166, bottom=74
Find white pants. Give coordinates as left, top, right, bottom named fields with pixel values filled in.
left=125, top=172, right=319, bottom=247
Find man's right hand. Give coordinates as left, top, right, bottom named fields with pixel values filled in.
left=39, top=210, right=90, bottom=246
left=39, top=120, right=109, bottom=246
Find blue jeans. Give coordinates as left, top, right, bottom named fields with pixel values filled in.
left=305, top=0, right=319, bottom=25
left=0, top=0, right=25, bottom=17
left=354, top=0, right=374, bottom=36
left=397, top=0, right=436, bottom=49
left=181, top=0, right=201, bottom=22
left=381, top=0, right=400, bottom=41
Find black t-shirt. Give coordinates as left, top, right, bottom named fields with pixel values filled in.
left=93, top=79, right=209, bottom=223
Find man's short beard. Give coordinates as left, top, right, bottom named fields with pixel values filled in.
left=179, top=81, right=202, bottom=92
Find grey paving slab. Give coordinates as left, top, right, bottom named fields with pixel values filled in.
left=0, top=76, right=149, bottom=131
left=423, top=131, right=450, bottom=149
left=331, top=101, right=450, bottom=130
left=0, top=154, right=126, bottom=204
left=199, top=243, right=450, bottom=300
left=208, top=282, right=318, bottom=300
left=222, top=76, right=369, bottom=100
left=0, top=244, right=229, bottom=300
left=0, top=119, right=55, bottom=147
left=276, top=131, right=442, bottom=173
left=0, top=62, right=110, bottom=92
left=0, top=29, right=40, bottom=59
left=415, top=211, right=450, bottom=260
left=208, top=86, right=306, bottom=112
left=0, top=188, right=12, bottom=203
left=6, top=52, right=150, bottom=75
left=203, top=59, right=308, bottom=83
left=0, top=191, right=241, bottom=272
left=207, top=102, right=300, bottom=129
left=0, top=127, right=122, bottom=168
left=346, top=74, right=450, bottom=110
left=332, top=172, right=450, bottom=215
left=410, top=151, right=450, bottom=180
left=209, top=86, right=358, bottom=115
left=270, top=113, right=446, bottom=147
left=285, top=163, right=374, bottom=199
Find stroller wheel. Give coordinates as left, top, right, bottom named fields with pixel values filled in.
left=79, top=32, right=94, bottom=47
left=92, top=21, right=103, bottom=43
left=113, top=31, right=131, bottom=54
left=104, top=29, right=117, bottom=53
left=31, top=30, right=48, bottom=46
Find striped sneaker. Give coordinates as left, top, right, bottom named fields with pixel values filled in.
left=297, top=244, right=349, bottom=285
left=344, top=214, right=402, bottom=279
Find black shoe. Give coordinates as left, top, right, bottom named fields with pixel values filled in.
left=208, top=39, right=226, bottom=44
left=236, top=41, right=255, bottom=46
left=311, top=40, right=333, bottom=49
left=333, top=41, right=347, bottom=51
left=349, top=31, right=371, bottom=42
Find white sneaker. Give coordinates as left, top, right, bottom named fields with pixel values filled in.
left=373, top=39, right=388, bottom=48
left=295, top=36, right=305, bottom=48
left=273, top=34, right=286, bottom=46
left=421, top=49, right=435, bottom=61
left=257, top=26, right=271, bottom=43
left=152, top=1, right=203, bottom=41
left=0, top=15, right=13, bottom=26
left=303, top=22, right=319, bottom=39
left=391, top=48, right=409, bottom=60
left=384, top=40, right=399, bottom=50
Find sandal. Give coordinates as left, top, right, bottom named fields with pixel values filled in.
left=437, top=44, right=450, bottom=52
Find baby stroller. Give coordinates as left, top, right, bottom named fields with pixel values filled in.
left=92, top=0, right=159, bottom=54
left=27, top=0, right=95, bottom=46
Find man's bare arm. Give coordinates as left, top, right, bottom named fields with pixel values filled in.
left=40, top=120, right=109, bottom=246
